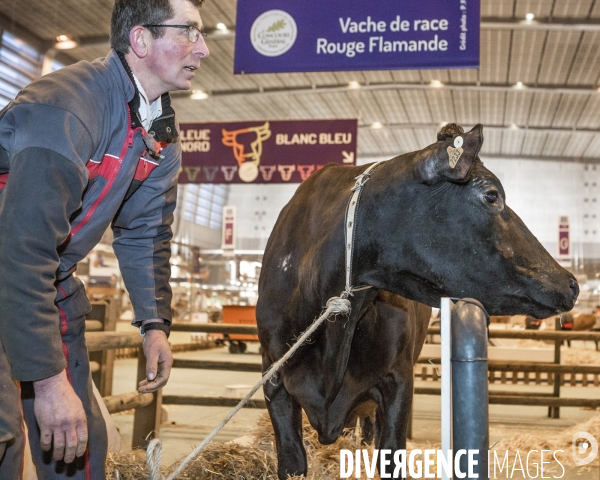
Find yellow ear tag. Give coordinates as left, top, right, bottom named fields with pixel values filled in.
left=447, top=136, right=464, bottom=168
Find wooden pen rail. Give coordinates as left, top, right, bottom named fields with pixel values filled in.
left=87, top=322, right=600, bottom=449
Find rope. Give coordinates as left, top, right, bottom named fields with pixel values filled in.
left=146, top=435, right=163, bottom=480
left=147, top=296, right=351, bottom=480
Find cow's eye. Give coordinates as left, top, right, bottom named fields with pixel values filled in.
left=484, top=190, right=499, bottom=204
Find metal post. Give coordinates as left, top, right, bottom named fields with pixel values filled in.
left=549, top=317, right=562, bottom=418
left=451, top=298, right=489, bottom=480
left=440, top=298, right=453, bottom=480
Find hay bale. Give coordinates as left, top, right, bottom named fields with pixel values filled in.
left=105, top=413, right=367, bottom=479
left=106, top=412, right=600, bottom=478
left=106, top=451, right=150, bottom=479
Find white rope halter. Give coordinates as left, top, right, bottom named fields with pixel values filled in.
left=341, top=160, right=385, bottom=298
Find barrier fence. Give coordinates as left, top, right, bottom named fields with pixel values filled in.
left=87, top=315, right=600, bottom=450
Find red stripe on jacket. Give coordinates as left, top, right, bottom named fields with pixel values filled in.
left=134, top=157, right=159, bottom=181
left=85, top=154, right=120, bottom=180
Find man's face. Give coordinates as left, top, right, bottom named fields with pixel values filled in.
left=145, top=0, right=209, bottom=95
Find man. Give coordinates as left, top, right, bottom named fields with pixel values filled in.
left=0, top=0, right=209, bottom=477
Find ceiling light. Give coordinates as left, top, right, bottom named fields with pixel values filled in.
left=190, top=90, right=209, bottom=100
left=440, top=122, right=448, bottom=128
left=509, top=123, right=519, bottom=130
left=216, top=23, right=228, bottom=32
left=371, top=122, right=383, bottom=129
left=348, top=81, right=360, bottom=89
left=525, top=13, right=535, bottom=21
left=430, top=79, right=443, bottom=88
left=513, top=81, right=526, bottom=89
left=54, top=35, right=78, bottom=50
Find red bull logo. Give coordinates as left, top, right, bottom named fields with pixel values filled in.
left=222, top=122, right=272, bottom=182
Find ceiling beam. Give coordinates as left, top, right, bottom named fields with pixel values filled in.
left=358, top=123, right=600, bottom=135
left=0, top=11, right=51, bottom=51
left=483, top=17, right=600, bottom=31
left=70, top=17, right=600, bottom=48
left=0, top=12, right=78, bottom=65
left=203, top=18, right=600, bottom=42
left=172, top=80, right=600, bottom=100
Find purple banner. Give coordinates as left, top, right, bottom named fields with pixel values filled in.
left=179, top=119, right=357, bottom=184
left=558, top=218, right=570, bottom=257
left=234, top=0, right=480, bottom=74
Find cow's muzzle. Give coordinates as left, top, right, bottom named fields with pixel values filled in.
left=569, top=278, right=579, bottom=303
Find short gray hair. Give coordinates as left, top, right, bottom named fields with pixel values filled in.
left=110, top=0, right=204, bottom=54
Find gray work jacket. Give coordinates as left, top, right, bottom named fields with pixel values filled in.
left=0, top=50, right=180, bottom=381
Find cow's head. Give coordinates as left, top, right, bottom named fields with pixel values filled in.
left=358, top=123, right=578, bottom=318
left=222, top=122, right=272, bottom=165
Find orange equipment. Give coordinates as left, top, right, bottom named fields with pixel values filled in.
left=222, top=305, right=259, bottom=353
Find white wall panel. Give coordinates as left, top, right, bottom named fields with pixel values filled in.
left=224, top=157, right=600, bottom=263
left=227, top=184, right=299, bottom=250
left=477, top=158, right=585, bottom=257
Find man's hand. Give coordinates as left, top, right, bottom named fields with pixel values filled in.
left=33, top=370, right=88, bottom=463
left=138, top=328, right=173, bottom=393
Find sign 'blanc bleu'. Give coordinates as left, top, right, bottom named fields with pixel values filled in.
left=234, top=0, right=479, bottom=74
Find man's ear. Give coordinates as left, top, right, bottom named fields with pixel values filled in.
left=414, top=124, right=483, bottom=185
left=129, top=25, right=149, bottom=58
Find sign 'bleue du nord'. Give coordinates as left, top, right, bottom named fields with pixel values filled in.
left=178, top=119, right=357, bottom=184
left=234, top=0, right=480, bottom=74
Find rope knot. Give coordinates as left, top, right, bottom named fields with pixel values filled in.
left=326, top=296, right=351, bottom=315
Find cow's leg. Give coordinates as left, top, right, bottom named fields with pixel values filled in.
left=375, top=368, right=414, bottom=479
left=360, top=416, right=376, bottom=446
left=264, top=372, right=307, bottom=479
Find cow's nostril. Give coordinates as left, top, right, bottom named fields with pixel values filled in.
left=569, top=279, right=579, bottom=301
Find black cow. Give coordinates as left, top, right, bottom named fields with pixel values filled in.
left=256, top=124, right=578, bottom=479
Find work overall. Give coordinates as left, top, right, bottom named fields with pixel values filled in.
left=0, top=276, right=107, bottom=479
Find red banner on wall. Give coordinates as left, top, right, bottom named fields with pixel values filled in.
left=178, top=119, right=357, bottom=184
left=558, top=216, right=570, bottom=257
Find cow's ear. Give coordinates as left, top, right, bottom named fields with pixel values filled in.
left=414, top=124, right=483, bottom=185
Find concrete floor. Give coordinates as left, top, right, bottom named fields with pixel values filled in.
left=110, top=341, right=600, bottom=478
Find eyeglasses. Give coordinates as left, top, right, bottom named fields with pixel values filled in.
left=142, top=24, right=207, bottom=43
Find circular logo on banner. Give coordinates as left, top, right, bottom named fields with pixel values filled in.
left=250, top=10, right=297, bottom=57
left=238, top=162, right=259, bottom=182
